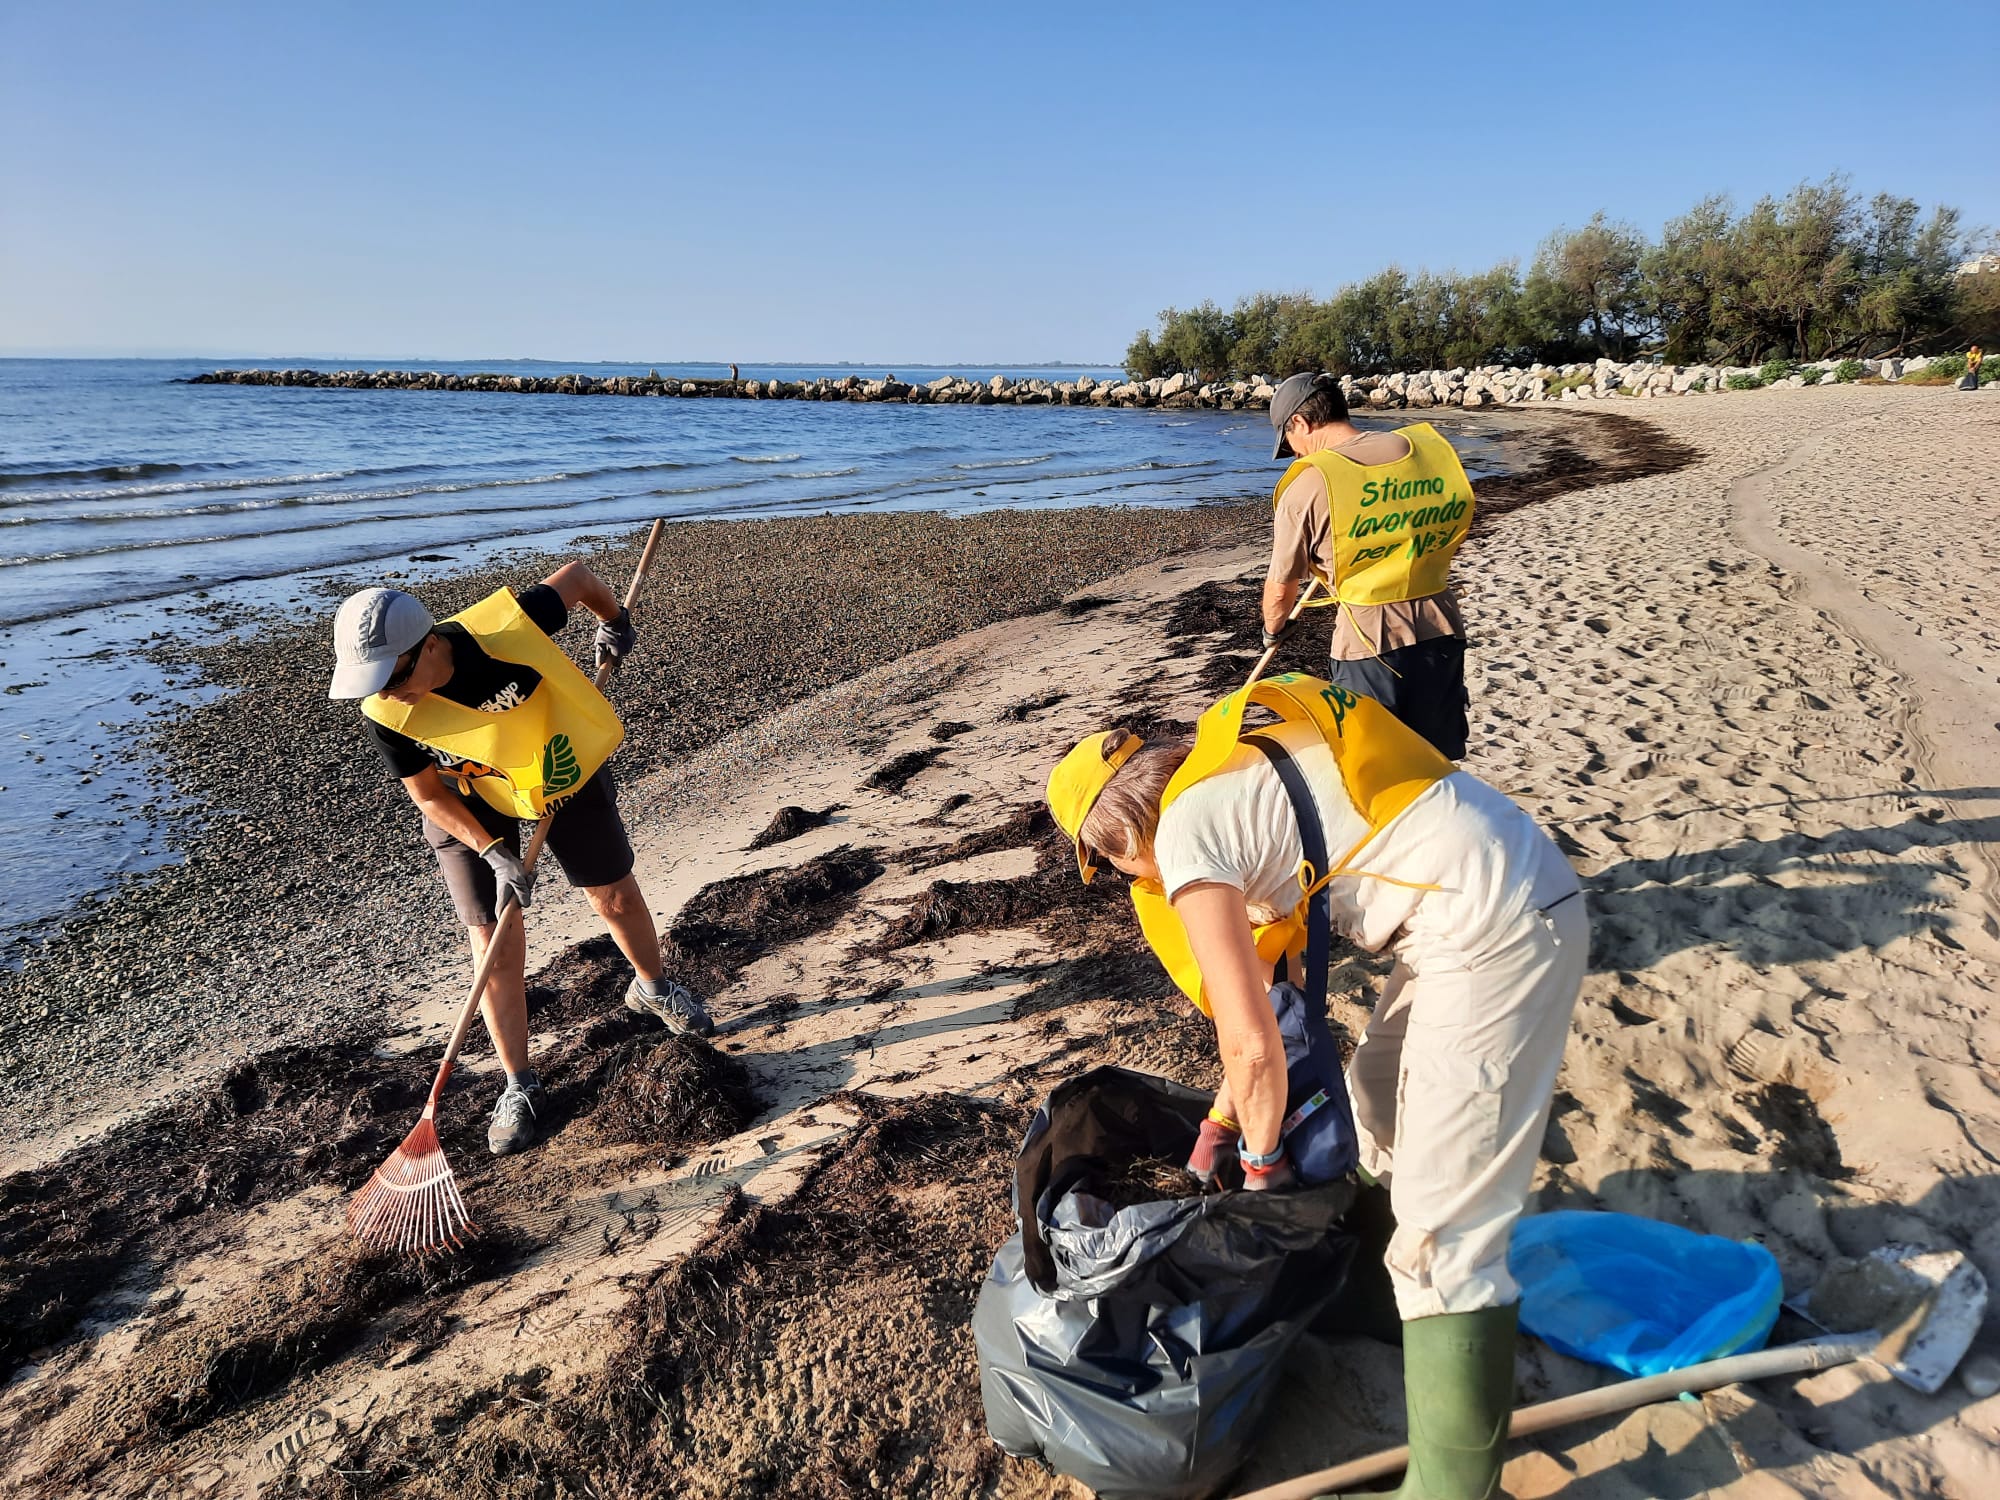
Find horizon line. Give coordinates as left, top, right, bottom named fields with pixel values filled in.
left=0, top=351, right=1123, bottom=368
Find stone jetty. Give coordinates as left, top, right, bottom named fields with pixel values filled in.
left=184, top=354, right=1958, bottom=410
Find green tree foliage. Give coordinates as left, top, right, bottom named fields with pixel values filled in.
left=1127, top=177, right=1991, bottom=379
left=1530, top=213, right=1651, bottom=358
left=1645, top=196, right=1741, bottom=364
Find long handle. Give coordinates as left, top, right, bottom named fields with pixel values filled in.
left=424, top=518, right=668, bottom=1104
left=1232, top=580, right=1328, bottom=696
left=1231, top=1336, right=1871, bottom=1500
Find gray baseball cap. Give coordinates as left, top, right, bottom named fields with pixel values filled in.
left=1269, top=371, right=1329, bottom=459
left=328, top=587, right=435, bottom=698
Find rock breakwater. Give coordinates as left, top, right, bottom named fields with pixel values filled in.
left=186, top=354, right=1963, bottom=409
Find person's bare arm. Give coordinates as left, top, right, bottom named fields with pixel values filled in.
left=541, top=561, right=622, bottom=622
left=401, top=764, right=496, bottom=850
left=1264, top=470, right=1324, bottom=636
left=1175, top=880, right=1287, bottom=1156
left=1262, top=575, right=1301, bottom=636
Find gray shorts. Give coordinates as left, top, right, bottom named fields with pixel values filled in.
left=423, top=769, right=635, bottom=928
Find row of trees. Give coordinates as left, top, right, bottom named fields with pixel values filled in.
left=1126, top=178, right=1998, bottom=380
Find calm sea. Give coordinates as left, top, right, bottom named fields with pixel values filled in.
left=0, top=357, right=1513, bottom=953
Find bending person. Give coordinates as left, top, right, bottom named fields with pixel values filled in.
left=1047, top=674, right=1584, bottom=1500
left=327, top=566, right=712, bottom=1156
left=1264, top=372, right=1475, bottom=759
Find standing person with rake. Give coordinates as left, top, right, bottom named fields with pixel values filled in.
left=327, top=560, right=711, bottom=1158
left=1262, top=373, right=1476, bottom=760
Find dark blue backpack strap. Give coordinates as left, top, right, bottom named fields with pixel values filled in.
left=1243, top=733, right=1329, bottom=1016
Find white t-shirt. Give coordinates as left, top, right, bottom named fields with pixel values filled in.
left=1154, top=720, right=1578, bottom=959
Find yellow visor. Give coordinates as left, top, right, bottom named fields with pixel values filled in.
left=1045, top=730, right=1144, bottom=883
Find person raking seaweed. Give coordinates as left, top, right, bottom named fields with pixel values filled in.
left=1046, top=673, right=1585, bottom=1500
left=1262, top=372, right=1476, bottom=760
left=327, top=562, right=712, bottom=1157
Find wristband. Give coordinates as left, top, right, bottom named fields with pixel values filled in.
left=1240, top=1143, right=1287, bottom=1171
left=477, top=836, right=505, bottom=856
left=1206, top=1107, right=1240, bottom=1133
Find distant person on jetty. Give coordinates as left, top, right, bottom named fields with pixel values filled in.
left=1969, top=345, right=1984, bottom=387
left=326, top=569, right=713, bottom=1155
left=1047, top=677, right=1583, bottom=1500
left=1263, top=372, right=1475, bottom=759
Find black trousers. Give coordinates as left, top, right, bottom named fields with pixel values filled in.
left=1325, top=636, right=1469, bottom=761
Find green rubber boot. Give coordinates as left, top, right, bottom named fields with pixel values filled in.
left=1326, top=1304, right=1518, bottom=1499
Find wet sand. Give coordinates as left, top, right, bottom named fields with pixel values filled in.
left=8, top=391, right=1995, bottom=1498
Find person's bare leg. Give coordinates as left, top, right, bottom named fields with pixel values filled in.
left=582, top=874, right=663, bottom=980
left=466, top=918, right=531, bottom=1075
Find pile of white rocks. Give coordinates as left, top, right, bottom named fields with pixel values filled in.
left=1303, top=354, right=1951, bottom=410
left=187, top=354, right=1964, bottom=410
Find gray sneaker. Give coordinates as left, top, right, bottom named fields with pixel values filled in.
left=625, top=976, right=715, bottom=1038
left=487, top=1076, right=542, bottom=1156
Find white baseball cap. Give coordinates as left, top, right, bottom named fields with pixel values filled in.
left=328, top=587, right=435, bottom=698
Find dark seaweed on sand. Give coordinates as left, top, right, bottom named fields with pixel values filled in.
left=998, top=690, right=1068, bottom=721
left=869, top=806, right=1104, bottom=953
left=863, top=746, right=946, bottom=794
left=32, top=1235, right=525, bottom=1488
left=746, top=802, right=843, bottom=851
left=664, top=844, right=884, bottom=994
left=588, top=1035, right=761, bottom=1151
left=271, top=1092, right=1030, bottom=1500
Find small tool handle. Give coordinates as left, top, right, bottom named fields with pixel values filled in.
left=424, top=518, right=668, bottom=1105
left=1229, top=1335, right=1872, bottom=1500
left=1240, top=576, right=1322, bottom=694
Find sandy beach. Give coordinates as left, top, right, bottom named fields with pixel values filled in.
left=3, top=386, right=1997, bottom=1498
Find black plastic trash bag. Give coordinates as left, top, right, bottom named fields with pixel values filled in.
left=976, top=1065, right=1355, bottom=1500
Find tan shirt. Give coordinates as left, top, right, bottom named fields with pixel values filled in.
left=1270, top=442, right=1464, bottom=660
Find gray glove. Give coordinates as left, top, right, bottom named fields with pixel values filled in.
left=481, top=841, right=535, bottom=913
left=1261, top=617, right=1297, bottom=650
left=594, top=606, right=637, bottom=670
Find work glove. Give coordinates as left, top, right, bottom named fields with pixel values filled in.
left=1187, top=1111, right=1241, bottom=1188
left=481, top=840, right=536, bottom=913
left=1242, top=1147, right=1297, bottom=1193
left=1261, top=617, right=1297, bottom=650
left=594, top=606, right=637, bottom=671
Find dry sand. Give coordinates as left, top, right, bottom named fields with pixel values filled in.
left=3, top=385, right=1998, bottom=1498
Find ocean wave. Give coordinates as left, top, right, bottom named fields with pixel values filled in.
left=951, top=454, right=1055, bottom=470
left=0, top=475, right=703, bottom=565
left=646, top=477, right=768, bottom=499
left=730, top=452, right=804, bottom=464
left=781, top=467, right=860, bottom=480
left=0, top=459, right=706, bottom=517
left=0, top=466, right=385, bottom=506
left=0, top=460, right=241, bottom=488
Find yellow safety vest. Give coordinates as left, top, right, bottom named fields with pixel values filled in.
left=361, top=588, right=624, bottom=820
left=1130, top=673, right=1452, bottom=1014
left=1273, top=422, right=1475, bottom=608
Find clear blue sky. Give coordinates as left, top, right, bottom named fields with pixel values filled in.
left=3, top=2, right=1993, bottom=363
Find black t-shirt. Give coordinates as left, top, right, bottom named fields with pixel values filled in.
left=367, top=583, right=570, bottom=783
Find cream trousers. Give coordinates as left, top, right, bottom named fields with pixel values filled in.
left=1347, top=894, right=1588, bottom=1320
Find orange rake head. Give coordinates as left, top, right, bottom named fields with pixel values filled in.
left=347, top=1107, right=476, bottom=1255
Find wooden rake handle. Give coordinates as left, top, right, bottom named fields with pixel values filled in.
left=425, top=518, right=668, bottom=1104
left=1240, top=576, right=1323, bottom=694
left=1229, top=1334, right=1874, bottom=1500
